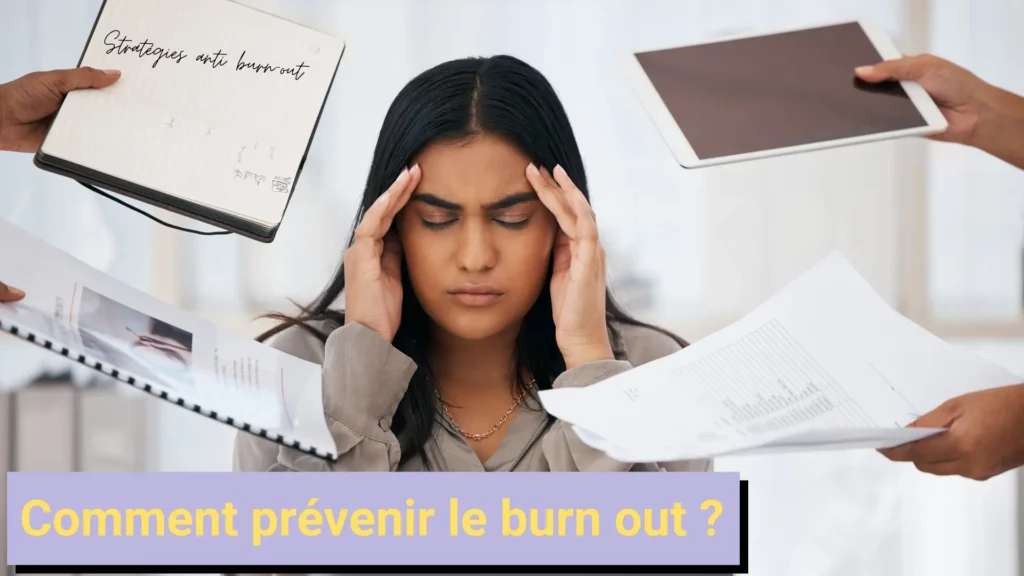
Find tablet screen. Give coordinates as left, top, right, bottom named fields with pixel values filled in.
left=634, top=22, right=928, bottom=160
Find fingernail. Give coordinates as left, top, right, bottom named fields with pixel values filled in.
left=103, top=69, right=121, bottom=76
left=410, top=163, right=420, bottom=174
left=526, top=163, right=539, bottom=176
left=855, top=65, right=872, bottom=75
left=554, top=164, right=566, bottom=176
left=8, top=287, right=24, bottom=298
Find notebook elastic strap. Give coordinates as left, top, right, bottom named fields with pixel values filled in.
left=78, top=182, right=232, bottom=236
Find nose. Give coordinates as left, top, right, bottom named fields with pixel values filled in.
left=456, top=218, right=497, bottom=273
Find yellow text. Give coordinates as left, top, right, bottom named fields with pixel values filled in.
left=20, top=499, right=239, bottom=537
left=251, top=498, right=435, bottom=546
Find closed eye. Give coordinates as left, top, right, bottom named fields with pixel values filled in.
left=420, top=216, right=457, bottom=230
left=495, top=215, right=530, bottom=229
left=420, top=211, right=532, bottom=230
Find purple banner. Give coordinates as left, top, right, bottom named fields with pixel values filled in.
left=8, top=471, right=741, bottom=567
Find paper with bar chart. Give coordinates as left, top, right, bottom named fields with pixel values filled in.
left=538, top=252, right=1022, bottom=462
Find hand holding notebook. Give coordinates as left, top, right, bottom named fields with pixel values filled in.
left=0, top=67, right=122, bottom=154
left=33, top=0, right=345, bottom=242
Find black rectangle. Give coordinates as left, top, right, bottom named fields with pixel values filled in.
left=635, top=22, right=926, bottom=160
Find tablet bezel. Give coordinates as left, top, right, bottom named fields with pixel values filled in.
left=618, top=19, right=949, bottom=169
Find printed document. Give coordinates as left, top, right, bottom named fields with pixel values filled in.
left=539, top=252, right=1020, bottom=462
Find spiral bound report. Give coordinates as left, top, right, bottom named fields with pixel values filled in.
left=0, top=218, right=337, bottom=462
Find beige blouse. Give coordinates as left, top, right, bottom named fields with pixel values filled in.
left=233, top=319, right=712, bottom=473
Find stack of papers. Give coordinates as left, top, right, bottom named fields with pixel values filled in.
left=538, top=253, right=1020, bottom=462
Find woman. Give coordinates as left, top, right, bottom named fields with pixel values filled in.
left=234, top=55, right=710, bottom=473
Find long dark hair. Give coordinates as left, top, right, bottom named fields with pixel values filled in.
left=258, top=55, right=687, bottom=466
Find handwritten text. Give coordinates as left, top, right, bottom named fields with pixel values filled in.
left=100, top=30, right=310, bottom=80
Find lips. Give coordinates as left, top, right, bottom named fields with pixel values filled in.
left=448, top=284, right=505, bottom=307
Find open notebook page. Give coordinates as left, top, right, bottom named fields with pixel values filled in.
left=41, top=0, right=344, bottom=227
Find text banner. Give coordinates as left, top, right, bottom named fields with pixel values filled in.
left=8, top=471, right=742, bottom=568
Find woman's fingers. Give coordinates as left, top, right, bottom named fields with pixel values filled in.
left=550, top=228, right=572, bottom=273
left=527, top=163, right=577, bottom=238
left=379, top=164, right=420, bottom=235
left=551, top=166, right=602, bottom=274
left=354, top=173, right=403, bottom=241
left=347, top=165, right=419, bottom=280
left=527, top=162, right=601, bottom=252
left=552, top=165, right=598, bottom=243
left=354, top=164, right=421, bottom=242
left=380, top=230, right=404, bottom=278
left=529, top=163, right=604, bottom=278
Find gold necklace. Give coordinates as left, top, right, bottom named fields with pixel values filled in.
left=435, top=379, right=535, bottom=442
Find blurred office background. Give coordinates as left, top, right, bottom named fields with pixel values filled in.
left=2, top=0, right=1023, bottom=574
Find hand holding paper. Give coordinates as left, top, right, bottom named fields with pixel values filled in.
left=538, top=252, right=1022, bottom=463
left=878, top=382, right=1024, bottom=480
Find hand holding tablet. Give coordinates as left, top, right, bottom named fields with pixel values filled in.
left=854, top=54, right=996, bottom=145
left=619, top=20, right=948, bottom=168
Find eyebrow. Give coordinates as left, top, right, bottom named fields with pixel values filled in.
left=411, top=191, right=538, bottom=211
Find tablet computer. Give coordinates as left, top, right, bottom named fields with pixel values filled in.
left=619, top=20, right=947, bottom=168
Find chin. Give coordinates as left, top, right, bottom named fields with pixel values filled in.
left=433, top=308, right=518, bottom=341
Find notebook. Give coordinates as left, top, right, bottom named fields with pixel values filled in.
left=0, top=217, right=337, bottom=461
left=33, top=0, right=346, bottom=242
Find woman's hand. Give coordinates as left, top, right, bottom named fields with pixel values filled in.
left=0, top=282, right=25, bottom=303
left=343, top=165, right=421, bottom=342
left=527, top=163, right=614, bottom=369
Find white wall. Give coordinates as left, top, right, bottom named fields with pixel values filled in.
left=926, top=0, right=1024, bottom=321
left=2, top=1, right=1023, bottom=574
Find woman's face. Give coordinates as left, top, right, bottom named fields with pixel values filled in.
left=396, top=134, right=557, bottom=341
